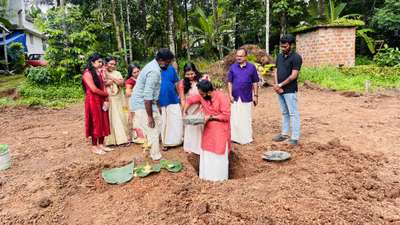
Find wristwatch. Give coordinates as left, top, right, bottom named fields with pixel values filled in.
left=278, top=83, right=283, bottom=88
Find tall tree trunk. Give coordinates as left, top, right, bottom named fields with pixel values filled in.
left=126, top=0, right=133, bottom=62
left=111, top=0, right=123, bottom=52
left=57, top=0, right=65, bottom=7
left=265, top=0, right=270, bottom=54
left=119, top=0, right=127, bottom=63
left=234, top=0, right=241, bottom=48
left=139, top=0, right=147, bottom=59
left=184, top=0, right=190, bottom=60
left=318, top=0, right=325, bottom=19
left=99, top=0, right=104, bottom=22
left=168, top=0, right=176, bottom=55
left=280, top=13, right=287, bottom=37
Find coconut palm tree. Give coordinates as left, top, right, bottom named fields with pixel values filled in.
left=189, top=7, right=233, bottom=59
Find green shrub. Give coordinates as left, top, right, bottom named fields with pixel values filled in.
left=25, top=67, right=53, bottom=85
left=373, top=45, right=400, bottom=67
left=211, top=76, right=225, bottom=89
left=247, top=54, right=257, bottom=63
left=0, top=60, right=8, bottom=70
left=14, top=81, right=84, bottom=107
left=340, top=65, right=400, bottom=77
left=18, top=82, right=83, bottom=100
left=191, top=58, right=215, bottom=72
left=355, top=55, right=373, bottom=66
left=300, top=66, right=400, bottom=92
left=8, top=42, right=26, bottom=73
left=0, top=97, right=15, bottom=107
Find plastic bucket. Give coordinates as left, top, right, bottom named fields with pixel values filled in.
left=0, top=144, right=11, bottom=171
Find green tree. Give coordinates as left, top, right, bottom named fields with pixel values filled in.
left=228, top=0, right=265, bottom=48
left=8, top=42, right=25, bottom=73
left=272, top=0, right=308, bottom=36
left=372, top=0, right=400, bottom=47
left=189, top=6, right=234, bottom=58
left=43, top=5, right=101, bottom=81
left=0, top=0, right=8, bottom=17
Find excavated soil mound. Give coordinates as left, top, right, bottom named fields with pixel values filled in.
left=207, top=44, right=274, bottom=80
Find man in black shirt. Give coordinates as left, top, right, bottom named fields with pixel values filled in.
left=272, top=34, right=302, bottom=145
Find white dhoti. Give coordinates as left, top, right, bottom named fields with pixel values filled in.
left=199, top=146, right=229, bottom=182
left=134, top=109, right=162, bottom=160
left=230, top=98, right=253, bottom=144
left=161, top=104, right=183, bottom=147
left=183, top=104, right=203, bottom=155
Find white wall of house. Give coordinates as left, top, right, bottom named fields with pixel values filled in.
left=26, top=33, right=45, bottom=54
left=9, top=0, right=40, bottom=33
left=7, top=0, right=46, bottom=55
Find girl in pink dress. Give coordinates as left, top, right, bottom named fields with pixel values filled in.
left=178, top=63, right=205, bottom=155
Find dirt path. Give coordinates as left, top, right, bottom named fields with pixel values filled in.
left=0, top=86, right=399, bottom=225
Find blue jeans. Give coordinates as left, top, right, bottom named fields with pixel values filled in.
left=277, top=93, right=300, bottom=140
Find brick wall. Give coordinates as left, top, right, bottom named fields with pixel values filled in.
left=296, top=26, right=356, bottom=67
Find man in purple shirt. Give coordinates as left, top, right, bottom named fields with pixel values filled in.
left=227, top=48, right=259, bottom=145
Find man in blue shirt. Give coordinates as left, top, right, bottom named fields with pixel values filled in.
left=227, top=48, right=260, bottom=145
left=131, top=48, right=174, bottom=160
left=272, top=34, right=302, bottom=145
left=159, top=64, right=183, bottom=149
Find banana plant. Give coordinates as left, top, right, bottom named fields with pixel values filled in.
left=189, top=7, right=234, bottom=59
left=327, top=0, right=347, bottom=23
left=356, top=28, right=375, bottom=54
left=0, top=17, right=14, bottom=29
left=307, top=0, right=359, bottom=24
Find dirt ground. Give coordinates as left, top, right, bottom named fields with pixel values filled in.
left=0, top=86, right=400, bottom=225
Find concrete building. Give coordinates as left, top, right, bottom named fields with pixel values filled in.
left=1, top=0, right=53, bottom=55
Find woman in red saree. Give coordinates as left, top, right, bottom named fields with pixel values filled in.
left=82, top=53, right=111, bottom=155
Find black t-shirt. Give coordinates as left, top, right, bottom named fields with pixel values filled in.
left=276, top=52, right=302, bottom=94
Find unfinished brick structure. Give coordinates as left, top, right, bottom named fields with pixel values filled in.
left=295, top=26, right=356, bottom=67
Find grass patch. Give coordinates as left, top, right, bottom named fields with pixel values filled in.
left=299, top=66, right=400, bottom=93
left=0, top=80, right=84, bottom=108
left=0, top=74, right=26, bottom=93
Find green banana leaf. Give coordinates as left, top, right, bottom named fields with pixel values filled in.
left=101, top=161, right=135, bottom=184
left=0, top=144, right=8, bottom=154
left=134, top=163, right=161, bottom=177
left=160, top=159, right=183, bottom=173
